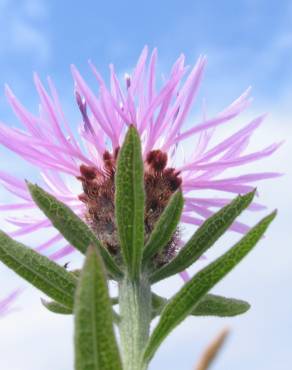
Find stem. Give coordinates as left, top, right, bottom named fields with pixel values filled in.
left=119, top=275, right=151, bottom=370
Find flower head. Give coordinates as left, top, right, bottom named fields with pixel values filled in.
left=0, top=47, right=281, bottom=264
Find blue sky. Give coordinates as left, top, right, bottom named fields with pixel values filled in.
left=1, top=0, right=292, bottom=107
left=0, top=1, right=291, bottom=369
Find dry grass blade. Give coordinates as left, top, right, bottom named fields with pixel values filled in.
left=195, top=328, right=230, bottom=370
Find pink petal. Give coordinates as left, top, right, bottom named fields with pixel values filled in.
left=49, top=245, right=75, bottom=261
left=174, top=88, right=252, bottom=145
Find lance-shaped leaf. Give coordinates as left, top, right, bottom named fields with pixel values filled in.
left=143, top=211, right=276, bottom=363
left=0, top=231, right=77, bottom=308
left=150, top=190, right=256, bottom=283
left=43, top=296, right=120, bottom=316
left=27, top=182, right=123, bottom=280
left=115, top=125, right=144, bottom=279
left=47, top=288, right=249, bottom=318
left=41, top=299, right=72, bottom=315
left=75, top=245, right=122, bottom=370
left=142, top=190, right=184, bottom=266
left=151, top=293, right=250, bottom=318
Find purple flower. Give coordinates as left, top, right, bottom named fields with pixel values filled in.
left=0, top=47, right=281, bottom=263
left=0, top=290, right=21, bottom=317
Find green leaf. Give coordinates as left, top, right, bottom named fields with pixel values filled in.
left=42, top=296, right=120, bottom=316
left=150, top=190, right=256, bottom=283
left=143, top=211, right=276, bottom=363
left=41, top=299, right=72, bottom=315
left=115, top=125, right=145, bottom=279
left=75, top=245, right=122, bottom=370
left=27, top=182, right=123, bottom=280
left=0, top=231, right=77, bottom=308
left=151, top=293, right=250, bottom=318
left=142, top=190, right=184, bottom=266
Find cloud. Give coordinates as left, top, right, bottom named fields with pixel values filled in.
left=9, top=19, right=50, bottom=62
left=0, top=0, right=50, bottom=63
left=22, top=0, right=48, bottom=20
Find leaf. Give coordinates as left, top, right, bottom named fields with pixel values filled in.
left=75, top=245, right=122, bottom=370
left=115, top=125, right=145, bottom=280
left=143, top=211, right=276, bottom=363
left=41, top=298, right=72, bottom=315
left=27, top=182, right=123, bottom=280
left=42, top=296, right=120, bottom=316
left=151, top=293, right=250, bottom=318
left=150, top=190, right=256, bottom=283
left=0, top=231, right=77, bottom=308
left=142, top=190, right=184, bottom=266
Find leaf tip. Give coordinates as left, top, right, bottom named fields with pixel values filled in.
left=241, top=188, right=256, bottom=203
left=40, top=297, right=49, bottom=308
left=86, top=244, right=96, bottom=256
left=26, top=180, right=38, bottom=195
left=128, top=124, right=140, bottom=138
left=268, top=209, right=277, bottom=222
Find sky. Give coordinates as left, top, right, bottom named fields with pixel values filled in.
left=0, top=0, right=291, bottom=369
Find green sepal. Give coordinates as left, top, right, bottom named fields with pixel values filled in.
left=143, top=211, right=276, bottom=363
left=0, top=231, right=77, bottom=309
left=115, top=125, right=145, bottom=280
left=151, top=293, right=250, bottom=318
left=75, top=245, right=122, bottom=370
left=27, top=182, right=123, bottom=280
left=142, top=190, right=184, bottom=266
left=41, top=298, right=72, bottom=315
left=150, top=190, right=256, bottom=283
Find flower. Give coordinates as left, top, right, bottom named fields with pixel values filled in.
left=0, top=290, right=21, bottom=317
left=0, top=46, right=281, bottom=265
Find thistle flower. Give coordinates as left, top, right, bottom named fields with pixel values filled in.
left=0, top=47, right=280, bottom=268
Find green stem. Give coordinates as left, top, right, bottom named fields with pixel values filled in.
left=119, top=275, right=151, bottom=370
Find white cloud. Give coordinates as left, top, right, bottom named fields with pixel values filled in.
left=9, top=18, right=50, bottom=62
left=22, top=0, right=48, bottom=20
left=0, top=0, right=50, bottom=63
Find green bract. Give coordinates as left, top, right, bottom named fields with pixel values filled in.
left=28, top=182, right=123, bottom=280
left=142, top=190, right=184, bottom=267
left=115, top=125, right=145, bottom=280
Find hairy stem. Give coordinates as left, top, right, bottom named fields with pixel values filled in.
left=119, top=275, right=151, bottom=370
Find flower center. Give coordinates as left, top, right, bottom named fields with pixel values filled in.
left=77, top=149, right=182, bottom=267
